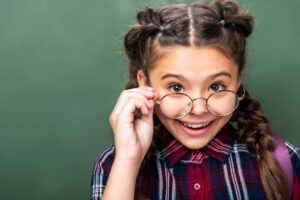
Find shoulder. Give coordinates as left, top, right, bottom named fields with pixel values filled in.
left=285, top=141, right=300, bottom=157
left=92, top=144, right=116, bottom=175
left=285, top=141, right=300, bottom=167
left=90, top=144, right=116, bottom=199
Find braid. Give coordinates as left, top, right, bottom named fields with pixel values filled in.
left=231, top=86, right=289, bottom=200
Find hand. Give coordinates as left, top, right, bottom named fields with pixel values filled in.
left=109, top=86, right=157, bottom=163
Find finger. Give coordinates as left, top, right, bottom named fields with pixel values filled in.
left=128, top=87, right=156, bottom=99
left=118, top=97, right=150, bottom=124
left=113, top=90, right=153, bottom=116
left=136, top=86, right=155, bottom=92
left=127, top=89, right=157, bottom=108
left=110, top=87, right=157, bottom=125
left=126, top=91, right=154, bottom=107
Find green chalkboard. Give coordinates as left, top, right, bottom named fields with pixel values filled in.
left=0, top=0, right=299, bottom=199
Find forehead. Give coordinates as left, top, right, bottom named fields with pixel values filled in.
left=150, top=46, right=239, bottom=80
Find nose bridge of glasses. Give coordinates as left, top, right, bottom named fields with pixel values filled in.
left=191, top=97, right=208, bottom=103
left=190, top=97, right=208, bottom=112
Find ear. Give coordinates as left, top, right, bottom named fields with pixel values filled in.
left=237, top=69, right=244, bottom=88
left=137, top=70, right=149, bottom=87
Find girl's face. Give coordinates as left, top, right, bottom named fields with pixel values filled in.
left=138, top=46, right=242, bottom=149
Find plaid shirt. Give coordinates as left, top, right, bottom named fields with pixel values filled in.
left=90, top=124, right=300, bottom=200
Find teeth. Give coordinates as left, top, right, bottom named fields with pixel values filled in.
left=180, top=121, right=210, bottom=129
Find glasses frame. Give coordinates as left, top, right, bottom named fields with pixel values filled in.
left=155, top=89, right=245, bottom=119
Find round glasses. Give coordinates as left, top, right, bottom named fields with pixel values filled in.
left=155, top=90, right=244, bottom=119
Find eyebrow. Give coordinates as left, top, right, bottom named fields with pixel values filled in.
left=161, top=71, right=232, bottom=81
left=161, top=73, right=187, bottom=81
left=208, top=72, right=232, bottom=80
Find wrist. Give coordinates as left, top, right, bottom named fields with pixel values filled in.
left=114, top=153, right=144, bottom=167
left=114, top=146, right=146, bottom=164
left=111, top=156, right=143, bottom=181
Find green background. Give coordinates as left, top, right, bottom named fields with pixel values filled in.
left=1, top=0, right=299, bottom=199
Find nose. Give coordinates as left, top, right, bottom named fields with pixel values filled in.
left=190, top=98, right=208, bottom=115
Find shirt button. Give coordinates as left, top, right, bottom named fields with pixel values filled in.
left=194, top=183, right=201, bottom=190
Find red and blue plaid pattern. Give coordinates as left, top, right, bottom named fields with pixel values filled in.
left=91, top=124, right=300, bottom=200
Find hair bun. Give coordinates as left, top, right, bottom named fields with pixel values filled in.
left=137, top=7, right=163, bottom=27
left=216, top=0, right=254, bottom=37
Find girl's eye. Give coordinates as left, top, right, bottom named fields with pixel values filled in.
left=169, top=84, right=184, bottom=93
left=209, top=83, right=225, bottom=92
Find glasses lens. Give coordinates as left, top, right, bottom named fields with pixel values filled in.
left=160, top=93, right=192, bottom=119
left=207, top=91, right=238, bottom=116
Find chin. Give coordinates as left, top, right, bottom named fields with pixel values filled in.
left=180, top=140, right=208, bottom=150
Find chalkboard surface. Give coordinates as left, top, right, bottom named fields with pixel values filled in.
left=1, top=0, right=299, bottom=199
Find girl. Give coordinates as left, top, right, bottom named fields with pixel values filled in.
left=90, top=0, right=300, bottom=199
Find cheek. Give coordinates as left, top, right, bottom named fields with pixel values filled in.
left=154, top=105, right=175, bottom=129
left=215, top=115, right=232, bottom=129
left=155, top=105, right=167, bottom=123
left=155, top=87, right=169, bottom=98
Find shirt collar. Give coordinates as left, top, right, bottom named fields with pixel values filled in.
left=157, top=123, right=236, bottom=167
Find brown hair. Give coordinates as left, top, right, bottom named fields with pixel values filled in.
left=123, top=0, right=289, bottom=199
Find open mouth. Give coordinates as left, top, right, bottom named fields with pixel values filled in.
left=178, top=120, right=212, bottom=130
left=176, top=119, right=215, bottom=137
left=177, top=120, right=215, bottom=136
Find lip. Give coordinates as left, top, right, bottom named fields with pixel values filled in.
left=179, top=120, right=213, bottom=125
left=177, top=119, right=215, bottom=136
